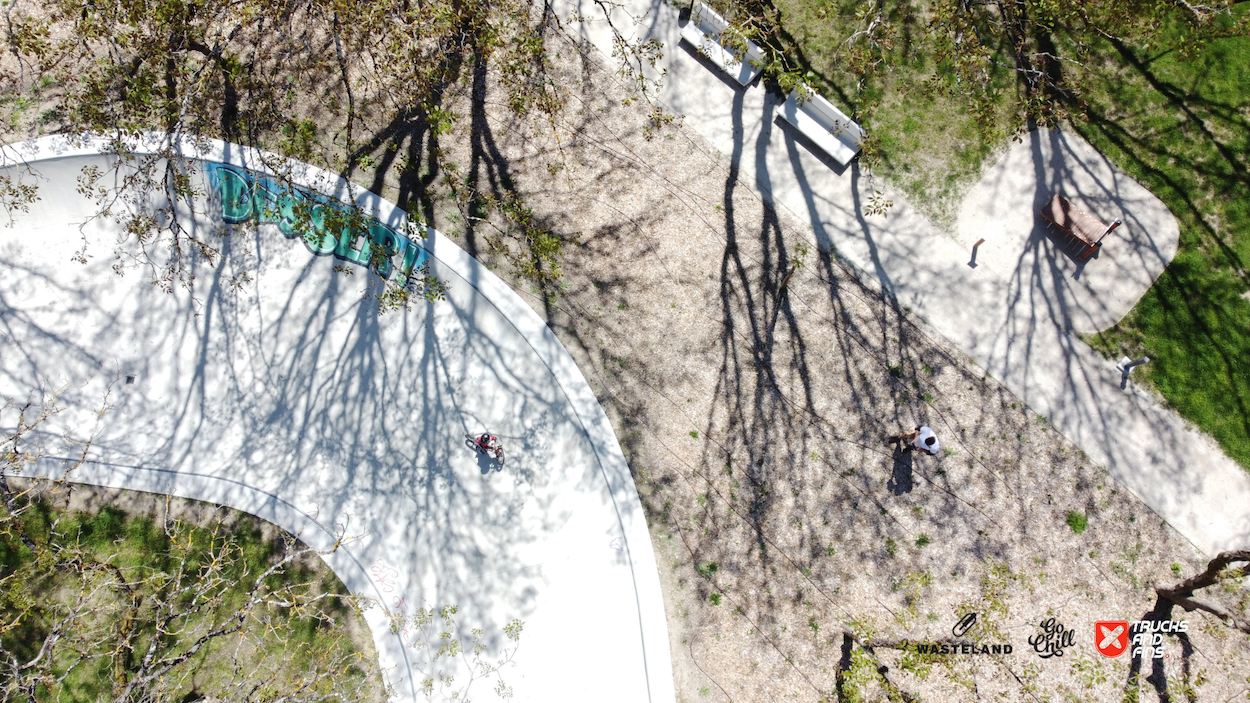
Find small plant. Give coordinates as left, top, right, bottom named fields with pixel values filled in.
left=826, top=545, right=836, bottom=557
left=689, top=430, right=699, bottom=439
left=1067, top=511, right=1088, bottom=534
left=888, top=364, right=903, bottom=378
left=916, top=534, right=931, bottom=548
left=696, top=562, right=719, bottom=579
left=699, top=686, right=711, bottom=696
left=1071, top=655, right=1107, bottom=689
left=808, top=616, right=819, bottom=634
left=709, top=593, right=721, bottom=606
left=1170, top=563, right=1182, bottom=576
left=886, top=538, right=898, bottom=557
left=697, top=493, right=707, bottom=506
left=922, top=392, right=934, bottom=403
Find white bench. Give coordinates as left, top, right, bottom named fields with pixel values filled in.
left=679, top=2, right=766, bottom=87
left=778, top=86, right=864, bottom=166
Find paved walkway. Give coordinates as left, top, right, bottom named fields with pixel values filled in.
left=557, top=0, right=1250, bottom=555
left=0, top=136, right=673, bottom=702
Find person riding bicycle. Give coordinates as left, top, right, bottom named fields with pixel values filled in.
left=476, top=433, right=500, bottom=453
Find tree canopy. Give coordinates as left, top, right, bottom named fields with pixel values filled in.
left=0, top=0, right=660, bottom=300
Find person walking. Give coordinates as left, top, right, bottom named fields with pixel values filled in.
left=885, top=425, right=940, bottom=456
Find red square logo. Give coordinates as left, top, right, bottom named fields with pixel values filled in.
left=1095, top=621, right=1129, bottom=657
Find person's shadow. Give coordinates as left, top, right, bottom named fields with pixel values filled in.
left=887, top=447, right=915, bottom=495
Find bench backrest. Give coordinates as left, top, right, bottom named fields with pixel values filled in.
left=797, top=88, right=864, bottom=149
left=692, top=2, right=764, bottom=64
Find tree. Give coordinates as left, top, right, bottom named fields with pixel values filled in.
left=1157, top=549, right=1250, bottom=634
left=0, top=0, right=663, bottom=306
left=712, top=0, right=1249, bottom=132
left=0, top=396, right=524, bottom=702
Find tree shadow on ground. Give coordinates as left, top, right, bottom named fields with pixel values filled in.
left=498, top=21, right=1250, bottom=701
left=1067, top=26, right=1250, bottom=468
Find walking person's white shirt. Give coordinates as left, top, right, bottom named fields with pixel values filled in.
left=912, top=426, right=940, bottom=455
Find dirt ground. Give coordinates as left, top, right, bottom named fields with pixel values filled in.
left=398, top=27, right=1250, bottom=703
left=6, top=11, right=1244, bottom=699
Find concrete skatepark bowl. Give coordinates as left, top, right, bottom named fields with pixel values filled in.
left=0, top=135, right=674, bottom=702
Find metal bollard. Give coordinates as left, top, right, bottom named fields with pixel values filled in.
left=1116, top=356, right=1149, bottom=389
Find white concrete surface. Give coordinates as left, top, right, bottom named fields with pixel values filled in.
left=556, top=0, right=1250, bottom=556
left=0, top=135, right=674, bottom=702
left=956, top=131, right=1179, bottom=334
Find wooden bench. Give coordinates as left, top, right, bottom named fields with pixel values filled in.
left=1040, top=194, right=1121, bottom=258
left=680, top=2, right=766, bottom=87
left=777, top=86, right=864, bottom=166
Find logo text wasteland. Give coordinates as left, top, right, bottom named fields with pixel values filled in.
left=914, top=643, right=1013, bottom=655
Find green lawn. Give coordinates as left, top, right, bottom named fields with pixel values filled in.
left=1075, top=8, right=1250, bottom=469
left=766, top=0, right=1018, bottom=228
left=760, top=1, right=1250, bottom=470
left=0, top=491, right=380, bottom=701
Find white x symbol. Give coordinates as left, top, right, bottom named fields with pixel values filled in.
left=1099, top=625, right=1124, bottom=649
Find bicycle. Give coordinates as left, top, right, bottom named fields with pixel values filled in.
left=465, top=433, right=505, bottom=466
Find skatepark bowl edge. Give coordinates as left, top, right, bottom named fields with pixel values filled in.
left=0, top=134, right=676, bottom=703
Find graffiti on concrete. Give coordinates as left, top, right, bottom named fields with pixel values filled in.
left=207, top=163, right=430, bottom=283
left=370, top=559, right=422, bottom=649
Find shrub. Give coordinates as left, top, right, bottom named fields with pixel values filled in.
left=1066, top=511, right=1088, bottom=534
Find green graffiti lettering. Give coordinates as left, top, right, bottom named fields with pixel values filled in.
left=369, top=222, right=403, bottom=278
left=209, top=163, right=428, bottom=279
left=336, top=227, right=372, bottom=266
left=303, top=202, right=338, bottom=255
left=251, top=179, right=286, bottom=230
left=215, top=167, right=254, bottom=224
left=400, top=236, right=428, bottom=282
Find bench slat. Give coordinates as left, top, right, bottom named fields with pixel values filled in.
left=778, top=88, right=863, bottom=166
left=680, top=2, right=766, bottom=86
left=1041, top=194, right=1106, bottom=246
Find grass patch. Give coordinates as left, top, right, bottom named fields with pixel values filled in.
left=0, top=490, right=379, bottom=701
left=767, top=0, right=1250, bottom=470
left=1076, top=11, right=1250, bottom=470
left=768, top=0, right=1017, bottom=227
left=1066, top=511, right=1089, bottom=534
